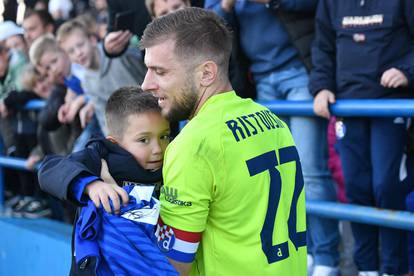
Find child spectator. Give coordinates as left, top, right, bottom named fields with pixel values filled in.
left=38, top=87, right=175, bottom=275
left=1, top=64, right=53, bottom=218
left=29, top=34, right=102, bottom=152
left=0, top=32, right=28, bottom=153
left=56, top=19, right=146, bottom=135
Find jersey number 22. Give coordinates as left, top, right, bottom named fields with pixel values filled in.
left=246, top=145, right=306, bottom=264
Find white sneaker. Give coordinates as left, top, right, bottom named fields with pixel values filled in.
left=312, top=265, right=339, bottom=276
left=307, top=255, right=314, bottom=276
left=358, top=271, right=379, bottom=276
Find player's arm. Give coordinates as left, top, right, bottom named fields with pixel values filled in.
left=168, top=259, right=191, bottom=276
left=158, top=139, right=214, bottom=273
left=156, top=218, right=202, bottom=276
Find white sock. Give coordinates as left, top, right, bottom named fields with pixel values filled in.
left=307, top=255, right=314, bottom=276
left=358, top=271, right=379, bottom=276
left=312, top=265, right=339, bottom=276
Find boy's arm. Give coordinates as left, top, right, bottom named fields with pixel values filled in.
left=39, top=152, right=129, bottom=212
left=390, top=0, right=414, bottom=88
left=167, top=259, right=192, bottom=276
left=38, top=148, right=101, bottom=203
left=308, top=0, right=336, bottom=97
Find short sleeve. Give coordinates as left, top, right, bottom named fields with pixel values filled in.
left=160, top=141, right=214, bottom=233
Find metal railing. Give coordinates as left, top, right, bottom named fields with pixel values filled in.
left=0, top=99, right=414, bottom=231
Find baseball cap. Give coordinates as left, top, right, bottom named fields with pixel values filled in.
left=0, top=21, right=24, bottom=42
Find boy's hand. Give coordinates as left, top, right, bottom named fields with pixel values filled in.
left=380, top=68, right=409, bottom=88
left=58, top=103, right=69, bottom=123
left=0, top=102, right=8, bottom=118
left=26, top=154, right=41, bottom=170
left=84, top=180, right=129, bottom=214
left=221, top=0, right=236, bottom=12
left=79, top=103, right=95, bottom=129
left=313, top=89, right=336, bottom=119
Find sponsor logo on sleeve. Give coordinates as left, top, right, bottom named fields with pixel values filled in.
left=160, top=186, right=192, bottom=207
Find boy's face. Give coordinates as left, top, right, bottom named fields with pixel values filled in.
left=34, top=74, right=52, bottom=99
left=6, top=35, right=27, bottom=54
left=116, top=112, right=170, bottom=171
left=60, top=29, right=96, bottom=69
left=153, top=0, right=187, bottom=18
left=39, top=50, right=71, bottom=84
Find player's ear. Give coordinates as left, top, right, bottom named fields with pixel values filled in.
left=199, top=60, right=218, bottom=87
left=106, top=135, right=118, bottom=144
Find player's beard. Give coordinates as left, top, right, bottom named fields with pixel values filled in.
left=164, top=76, right=199, bottom=122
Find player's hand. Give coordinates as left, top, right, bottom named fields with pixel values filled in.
left=221, top=0, right=236, bottom=12
left=313, top=89, right=336, bottom=119
left=84, top=180, right=129, bottom=214
left=100, top=159, right=116, bottom=184
left=380, top=68, right=409, bottom=88
left=104, top=31, right=132, bottom=55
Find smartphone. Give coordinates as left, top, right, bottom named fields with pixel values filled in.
left=114, top=10, right=136, bottom=32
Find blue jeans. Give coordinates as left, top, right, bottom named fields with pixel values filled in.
left=337, top=117, right=408, bottom=274
left=256, top=66, right=340, bottom=267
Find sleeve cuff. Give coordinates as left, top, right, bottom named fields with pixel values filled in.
left=71, top=176, right=100, bottom=204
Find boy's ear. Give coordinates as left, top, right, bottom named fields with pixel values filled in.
left=106, top=135, right=118, bottom=144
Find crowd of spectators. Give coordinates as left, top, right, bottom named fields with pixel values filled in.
left=0, top=0, right=413, bottom=275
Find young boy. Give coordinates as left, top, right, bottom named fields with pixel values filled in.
left=29, top=34, right=96, bottom=153
left=38, top=86, right=176, bottom=275
left=56, top=19, right=147, bottom=135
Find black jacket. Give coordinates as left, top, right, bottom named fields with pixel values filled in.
left=309, top=0, right=414, bottom=99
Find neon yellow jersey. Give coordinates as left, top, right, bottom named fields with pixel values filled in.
left=159, top=91, right=307, bottom=275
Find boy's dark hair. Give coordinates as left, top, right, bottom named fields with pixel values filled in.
left=24, top=9, right=55, bottom=28
left=140, top=7, right=232, bottom=77
left=105, top=86, right=161, bottom=138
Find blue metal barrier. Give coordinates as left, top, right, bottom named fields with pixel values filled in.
left=307, top=201, right=414, bottom=231
left=0, top=100, right=45, bottom=210
left=1, top=99, right=414, bottom=229
left=260, top=99, right=414, bottom=117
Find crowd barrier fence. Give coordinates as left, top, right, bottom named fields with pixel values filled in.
left=1, top=99, right=414, bottom=228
